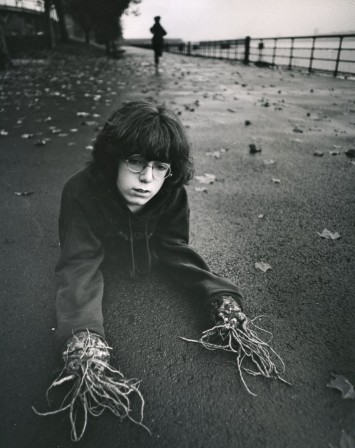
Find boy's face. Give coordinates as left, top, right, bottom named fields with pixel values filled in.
left=116, top=158, right=167, bottom=213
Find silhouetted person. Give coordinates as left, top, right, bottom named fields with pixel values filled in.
left=150, top=16, right=167, bottom=67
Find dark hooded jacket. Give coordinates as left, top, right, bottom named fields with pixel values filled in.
left=55, top=165, right=243, bottom=351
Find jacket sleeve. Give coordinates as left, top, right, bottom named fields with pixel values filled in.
left=154, top=187, right=243, bottom=309
left=55, top=186, right=105, bottom=352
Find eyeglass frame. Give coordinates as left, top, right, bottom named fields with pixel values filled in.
left=125, top=154, right=173, bottom=179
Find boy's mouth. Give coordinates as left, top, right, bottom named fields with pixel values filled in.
left=133, top=188, right=150, bottom=195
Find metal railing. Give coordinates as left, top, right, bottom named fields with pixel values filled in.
left=132, top=33, right=355, bottom=77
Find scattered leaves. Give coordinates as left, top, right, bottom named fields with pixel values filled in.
left=327, top=374, right=355, bottom=399
left=195, top=173, right=216, bottom=184
left=0, top=129, right=9, bottom=136
left=255, top=262, right=272, bottom=273
left=317, top=229, right=341, bottom=240
left=14, top=191, right=34, bottom=196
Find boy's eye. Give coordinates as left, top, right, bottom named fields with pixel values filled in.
left=130, top=157, right=144, bottom=165
left=155, top=163, right=169, bottom=171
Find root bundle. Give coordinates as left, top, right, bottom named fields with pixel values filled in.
left=33, top=331, right=149, bottom=442
left=181, top=315, right=291, bottom=395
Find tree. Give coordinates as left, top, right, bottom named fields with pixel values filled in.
left=53, top=0, right=69, bottom=43
left=64, top=0, right=140, bottom=45
left=43, top=0, right=54, bottom=49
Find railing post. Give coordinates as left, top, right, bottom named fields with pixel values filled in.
left=234, top=40, right=238, bottom=60
left=258, top=40, right=264, bottom=63
left=187, top=41, right=191, bottom=56
left=244, top=36, right=250, bottom=64
left=308, top=36, right=316, bottom=73
left=272, top=38, right=277, bottom=66
left=288, top=37, right=294, bottom=69
left=334, top=36, right=343, bottom=77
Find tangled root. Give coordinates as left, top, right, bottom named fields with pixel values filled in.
left=33, top=331, right=150, bottom=442
left=180, top=316, right=291, bottom=396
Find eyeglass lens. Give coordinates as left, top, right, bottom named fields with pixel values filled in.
left=127, top=156, right=171, bottom=179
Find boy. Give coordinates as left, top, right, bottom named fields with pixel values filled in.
left=36, top=98, right=283, bottom=441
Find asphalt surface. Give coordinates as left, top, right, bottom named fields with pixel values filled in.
left=0, top=42, right=355, bottom=448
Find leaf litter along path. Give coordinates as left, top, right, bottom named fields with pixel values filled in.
left=1, top=43, right=355, bottom=448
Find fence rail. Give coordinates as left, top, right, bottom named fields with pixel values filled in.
left=131, top=33, right=355, bottom=77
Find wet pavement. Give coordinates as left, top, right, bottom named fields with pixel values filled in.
left=0, top=43, right=355, bottom=448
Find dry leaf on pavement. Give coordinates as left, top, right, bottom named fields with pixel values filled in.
left=195, top=173, right=216, bottom=184
left=255, top=262, right=272, bottom=273
left=317, top=229, right=341, bottom=240
left=327, top=374, right=355, bottom=399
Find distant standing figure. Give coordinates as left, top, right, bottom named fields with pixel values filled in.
left=150, top=16, right=167, bottom=66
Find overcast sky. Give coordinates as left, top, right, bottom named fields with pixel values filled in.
left=122, top=0, right=355, bottom=41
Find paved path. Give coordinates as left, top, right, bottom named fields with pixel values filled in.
left=0, top=44, right=354, bottom=448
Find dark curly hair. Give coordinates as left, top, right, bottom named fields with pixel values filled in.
left=90, top=98, right=194, bottom=189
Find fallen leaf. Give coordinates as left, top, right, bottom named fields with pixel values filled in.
left=70, top=129, right=78, bottom=133
left=258, top=214, right=264, bottom=219
left=290, top=138, right=303, bottom=143
left=21, top=133, right=35, bottom=139
left=293, top=127, right=304, bottom=133
left=195, top=187, right=208, bottom=192
left=329, top=151, right=340, bottom=155
left=195, top=173, right=216, bottom=184
left=14, top=191, right=34, bottom=196
left=249, top=144, right=262, bottom=154
left=0, top=129, right=9, bottom=136
left=327, top=374, right=355, bottom=399
left=206, top=150, right=221, bottom=159
left=85, top=145, right=94, bottom=151
left=263, top=159, right=276, bottom=165
left=227, top=108, right=237, bottom=113
left=77, top=112, right=90, bottom=117
left=340, top=430, right=355, bottom=448
left=313, top=150, right=324, bottom=157
left=272, top=178, right=281, bottom=183
left=245, top=120, right=251, bottom=126
left=255, top=262, right=272, bottom=273
left=317, top=229, right=341, bottom=240
left=34, top=139, right=48, bottom=146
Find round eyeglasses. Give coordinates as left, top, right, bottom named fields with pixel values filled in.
left=126, top=154, right=172, bottom=180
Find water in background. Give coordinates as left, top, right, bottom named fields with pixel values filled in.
left=188, top=36, right=355, bottom=75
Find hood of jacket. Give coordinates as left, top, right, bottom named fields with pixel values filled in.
left=60, top=164, right=183, bottom=278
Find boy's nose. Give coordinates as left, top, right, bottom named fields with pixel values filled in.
left=139, top=165, right=154, bottom=182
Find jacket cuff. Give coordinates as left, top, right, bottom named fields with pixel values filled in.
left=208, top=293, right=243, bottom=311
